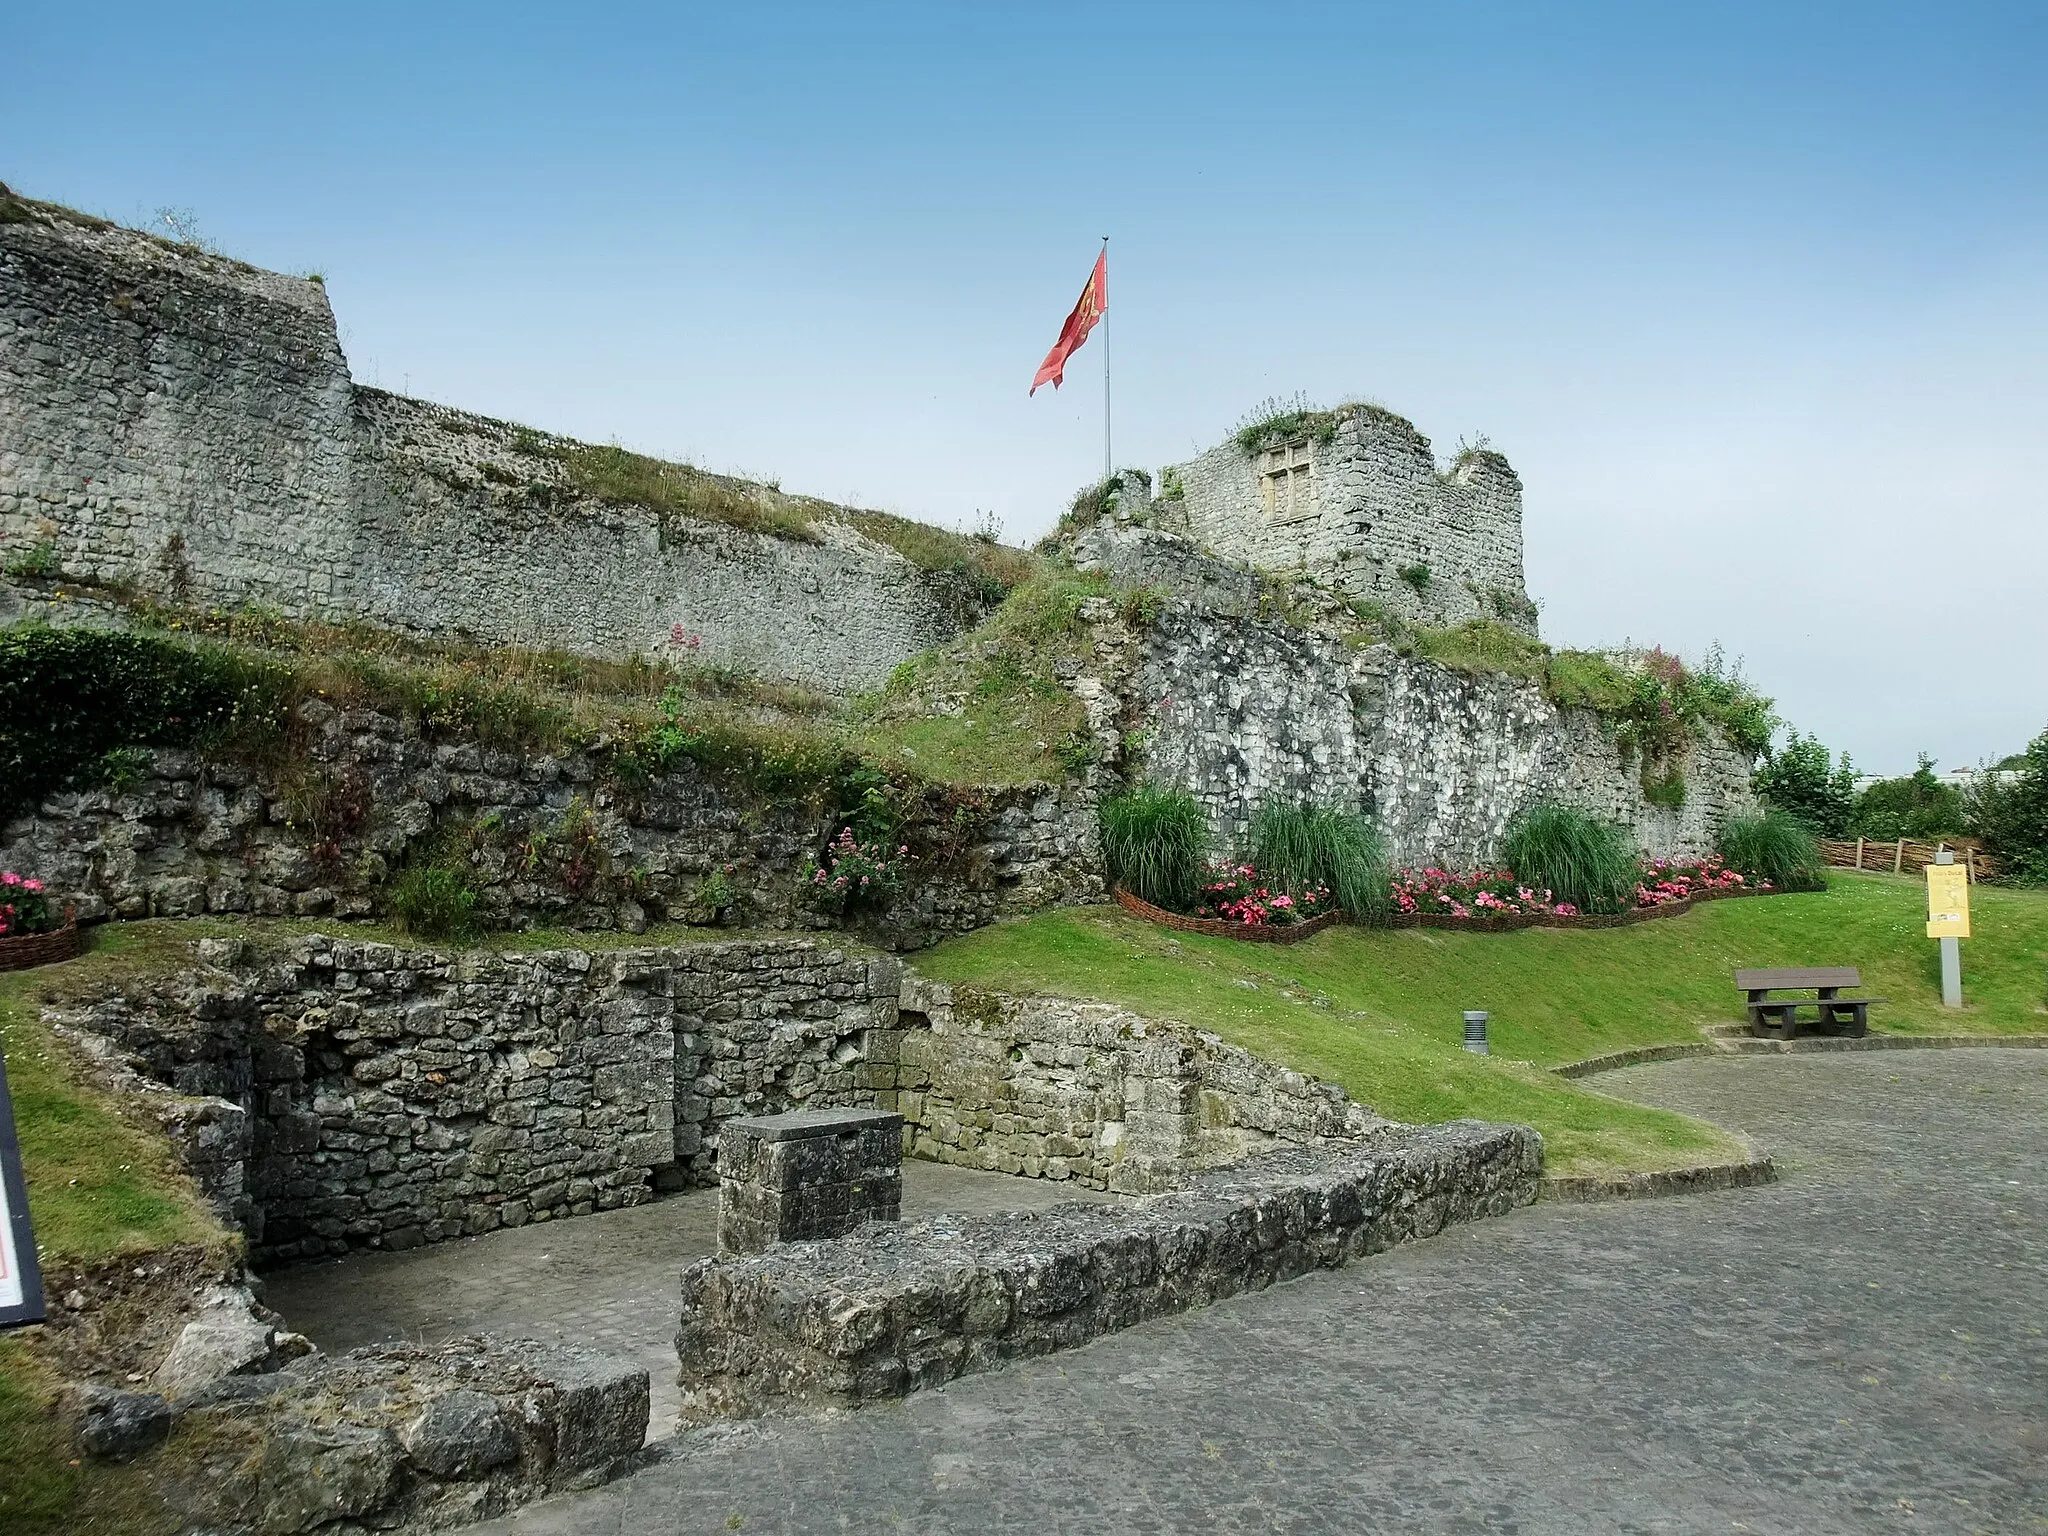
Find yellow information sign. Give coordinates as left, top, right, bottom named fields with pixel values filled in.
left=1926, top=862, right=1971, bottom=939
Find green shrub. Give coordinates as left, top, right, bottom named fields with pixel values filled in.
left=1968, top=725, right=2048, bottom=884
left=385, top=862, right=481, bottom=939
left=1244, top=802, right=1391, bottom=923
left=1501, top=803, right=1638, bottom=915
left=1099, top=784, right=1208, bottom=911
left=1716, top=810, right=1825, bottom=892
left=0, top=624, right=291, bottom=818
left=1851, top=755, right=1966, bottom=842
left=1753, top=730, right=1857, bottom=835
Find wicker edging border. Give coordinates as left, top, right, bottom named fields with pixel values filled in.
left=1387, top=884, right=1782, bottom=934
left=1112, top=888, right=1344, bottom=944
left=0, top=921, right=86, bottom=973
left=1114, top=882, right=1779, bottom=941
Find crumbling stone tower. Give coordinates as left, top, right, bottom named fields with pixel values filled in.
left=1162, top=403, right=1536, bottom=634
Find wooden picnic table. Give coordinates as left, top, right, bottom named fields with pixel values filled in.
left=1735, top=967, right=1886, bottom=1040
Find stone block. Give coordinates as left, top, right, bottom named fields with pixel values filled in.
left=717, top=1107, right=904, bottom=1255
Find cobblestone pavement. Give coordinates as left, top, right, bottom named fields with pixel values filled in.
left=263, top=1161, right=1118, bottom=1435
left=467, top=1049, right=2048, bottom=1535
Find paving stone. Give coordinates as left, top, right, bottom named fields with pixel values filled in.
left=468, top=1050, right=2048, bottom=1535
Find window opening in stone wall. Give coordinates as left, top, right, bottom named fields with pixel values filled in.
left=1259, top=442, right=1316, bottom=525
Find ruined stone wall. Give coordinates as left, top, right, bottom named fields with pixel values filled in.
left=890, top=978, right=1386, bottom=1195
left=1165, top=407, right=1532, bottom=632
left=0, top=199, right=990, bottom=693
left=68, top=935, right=903, bottom=1264
left=676, top=1124, right=1542, bottom=1420
left=64, top=937, right=1402, bottom=1264
left=0, top=703, right=1102, bottom=946
left=0, top=203, right=360, bottom=613
left=1069, top=520, right=1757, bottom=865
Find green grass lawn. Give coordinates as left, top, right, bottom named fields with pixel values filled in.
left=915, top=872, right=2048, bottom=1177
left=0, top=928, right=234, bottom=1269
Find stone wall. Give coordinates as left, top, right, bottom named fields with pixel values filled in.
left=0, top=701, right=1102, bottom=946
left=1069, top=520, right=1758, bottom=863
left=0, top=195, right=993, bottom=694
left=64, top=934, right=903, bottom=1264
left=1163, top=407, right=1532, bottom=632
left=890, top=978, right=1386, bottom=1195
left=59, top=934, right=1404, bottom=1266
left=675, top=1123, right=1542, bottom=1421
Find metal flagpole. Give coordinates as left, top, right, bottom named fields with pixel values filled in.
left=1102, top=235, right=1111, bottom=484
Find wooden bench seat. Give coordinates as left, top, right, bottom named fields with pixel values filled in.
left=1735, top=967, right=1887, bottom=1040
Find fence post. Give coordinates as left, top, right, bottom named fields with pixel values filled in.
left=1854, top=836, right=1865, bottom=870
left=1966, top=846, right=1975, bottom=884
left=1893, top=838, right=1905, bottom=874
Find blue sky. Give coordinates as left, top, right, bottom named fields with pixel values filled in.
left=8, top=1, right=2045, bottom=773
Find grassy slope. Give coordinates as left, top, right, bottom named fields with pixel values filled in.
left=0, top=928, right=232, bottom=1267
left=0, top=925, right=244, bottom=1536
left=915, top=872, right=2048, bottom=1176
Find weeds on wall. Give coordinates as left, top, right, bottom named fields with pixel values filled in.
left=0, top=624, right=290, bottom=818
left=563, top=444, right=823, bottom=544
left=1232, top=394, right=1341, bottom=452
left=1396, top=563, right=1432, bottom=595
left=842, top=508, right=1036, bottom=607
left=1500, top=804, right=1639, bottom=915
left=2, top=539, right=59, bottom=579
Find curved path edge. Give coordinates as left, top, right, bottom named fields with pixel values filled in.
left=1538, top=1031, right=2048, bottom=1203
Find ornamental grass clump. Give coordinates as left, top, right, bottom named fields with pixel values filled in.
left=1099, top=784, right=1208, bottom=912
left=1500, top=803, right=1638, bottom=915
left=1716, top=810, right=1826, bottom=892
left=1244, top=801, right=1392, bottom=924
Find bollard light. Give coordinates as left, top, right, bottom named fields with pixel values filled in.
left=1462, top=1010, right=1490, bottom=1054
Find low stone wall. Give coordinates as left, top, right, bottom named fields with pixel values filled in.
left=674, top=1123, right=1541, bottom=1421
left=57, top=939, right=1408, bottom=1266
left=63, top=934, right=903, bottom=1263
left=82, top=1335, right=647, bottom=1533
left=892, top=979, right=1386, bottom=1194
left=0, top=699, right=1102, bottom=945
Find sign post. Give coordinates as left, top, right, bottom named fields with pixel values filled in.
left=1926, top=849, right=1969, bottom=1009
left=0, top=1048, right=47, bottom=1328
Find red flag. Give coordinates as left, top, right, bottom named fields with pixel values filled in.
left=1030, top=249, right=1107, bottom=395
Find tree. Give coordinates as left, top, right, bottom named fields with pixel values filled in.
left=1967, top=726, right=2048, bottom=885
left=1851, top=754, right=1965, bottom=842
left=1753, top=731, right=1856, bottom=836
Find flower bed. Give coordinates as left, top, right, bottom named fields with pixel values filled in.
left=1114, top=886, right=1343, bottom=944
left=1388, top=856, right=1771, bottom=932
left=0, top=869, right=84, bottom=970
left=1114, top=856, right=1781, bottom=941
left=1193, top=865, right=1338, bottom=928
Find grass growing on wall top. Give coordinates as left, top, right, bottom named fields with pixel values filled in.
left=916, top=873, right=2048, bottom=1175
left=853, top=572, right=1108, bottom=786
left=562, top=443, right=823, bottom=543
